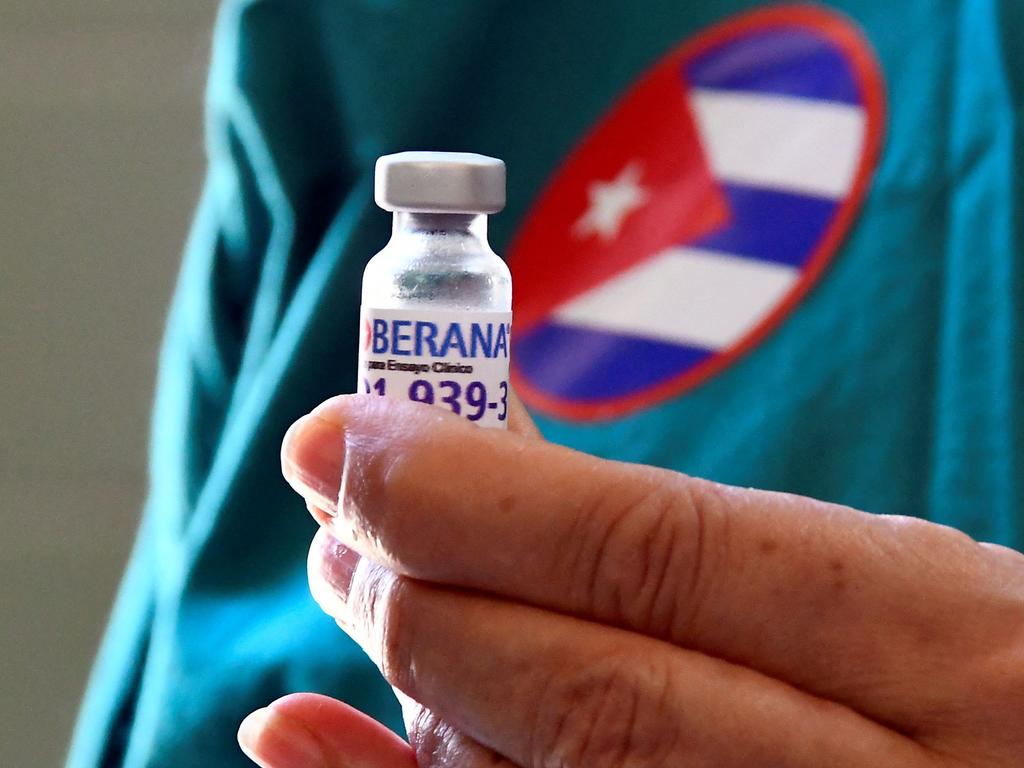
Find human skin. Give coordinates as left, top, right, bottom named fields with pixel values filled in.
left=238, top=394, right=1024, bottom=767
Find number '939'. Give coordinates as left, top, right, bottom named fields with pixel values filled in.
left=363, top=377, right=508, bottom=422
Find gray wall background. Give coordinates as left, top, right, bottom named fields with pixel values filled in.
left=1, top=3, right=215, bottom=765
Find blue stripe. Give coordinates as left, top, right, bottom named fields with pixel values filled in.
left=685, top=28, right=860, bottom=105
left=516, top=322, right=713, bottom=401
left=692, top=183, right=837, bottom=268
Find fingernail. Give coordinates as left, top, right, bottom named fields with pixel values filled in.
left=281, top=415, right=344, bottom=515
left=319, top=531, right=360, bottom=602
left=238, top=706, right=328, bottom=767
left=238, top=708, right=271, bottom=764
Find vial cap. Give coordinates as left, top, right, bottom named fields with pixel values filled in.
left=375, top=151, right=506, bottom=214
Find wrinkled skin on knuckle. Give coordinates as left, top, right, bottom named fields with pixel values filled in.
left=613, top=482, right=699, bottom=637
left=660, top=475, right=733, bottom=642
left=598, top=471, right=731, bottom=645
left=350, top=565, right=420, bottom=697
left=407, top=707, right=465, bottom=767
left=407, top=707, right=511, bottom=768
left=530, top=651, right=679, bottom=768
left=560, top=465, right=712, bottom=639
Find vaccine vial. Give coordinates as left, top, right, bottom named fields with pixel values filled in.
left=358, top=152, right=513, bottom=428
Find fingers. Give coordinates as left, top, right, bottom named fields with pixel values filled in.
left=237, top=692, right=416, bottom=768
left=283, top=395, right=1024, bottom=733
left=308, top=530, right=932, bottom=768
left=238, top=691, right=521, bottom=768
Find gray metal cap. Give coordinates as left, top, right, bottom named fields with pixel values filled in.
left=375, top=151, right=506, bottom=214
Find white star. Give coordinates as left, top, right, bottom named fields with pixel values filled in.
left=572, top=161, right=649, bottom=242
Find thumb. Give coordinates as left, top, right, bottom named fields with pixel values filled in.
left=297, top=388, right=539, bottom=527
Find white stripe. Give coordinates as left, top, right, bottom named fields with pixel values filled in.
left=689, top=88, right=866, bottom=199
left=552, top=247, right=799, bottom=351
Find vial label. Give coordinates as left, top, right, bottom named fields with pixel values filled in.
left=357, top=307, right=513, bottom=429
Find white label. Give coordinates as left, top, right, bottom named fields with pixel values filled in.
left=357, top=307, right=513, bottom=429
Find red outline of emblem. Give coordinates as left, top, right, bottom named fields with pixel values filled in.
left=511, top=4, right=886, bottom=421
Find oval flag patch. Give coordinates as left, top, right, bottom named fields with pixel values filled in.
left=509, top=5, right=885, bottom=421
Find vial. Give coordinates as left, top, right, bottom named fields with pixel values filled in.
left=358, top=152, right=513, bottom=428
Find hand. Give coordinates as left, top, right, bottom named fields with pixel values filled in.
left=240, top=394, right=1024, bottom=767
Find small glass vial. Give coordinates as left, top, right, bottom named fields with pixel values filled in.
left=358, top=152, right=513, bottom=428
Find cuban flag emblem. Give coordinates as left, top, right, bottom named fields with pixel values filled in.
left=510, top=5, right=885, bottom=421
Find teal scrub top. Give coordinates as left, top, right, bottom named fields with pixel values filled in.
left=68, top=1, right=1024, bottom=766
